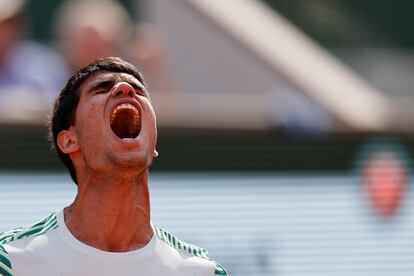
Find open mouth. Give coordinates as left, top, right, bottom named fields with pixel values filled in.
left=110, top=103, right=141, bottom=139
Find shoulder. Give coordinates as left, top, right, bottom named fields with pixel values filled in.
left=154, top=227, right=228, bottom=276
left=0, top=212, right=59, bottom=276
left=0, top=212, right=58, bottom=246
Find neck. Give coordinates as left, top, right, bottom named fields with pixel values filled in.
left=64, top=169, right=153, bottom=252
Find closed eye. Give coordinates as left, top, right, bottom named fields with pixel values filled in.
left=94, top=89, right=108, bottom=94
left=89, top=80, right=115, bottom=95
left=128, top=82, right=145, bottom=96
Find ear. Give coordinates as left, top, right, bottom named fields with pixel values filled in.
left=153, top=149, right=159, bottom=158
left=57, top=128, right=80, bottom=154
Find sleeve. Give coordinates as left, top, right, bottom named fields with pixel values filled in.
left=213, top=262, right=228, bottom=275
left=0, top=245, right=12, bottom=276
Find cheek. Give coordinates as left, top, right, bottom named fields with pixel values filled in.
left=138, top=98, right=157, bottom=137
left=76, top=102, right=106, bottom=144
left=79, top=101, right=104, bottom=125
left=147, top=106, right=158, bottom=146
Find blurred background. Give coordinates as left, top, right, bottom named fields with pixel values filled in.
left=0, top=0, right=414, bottom=275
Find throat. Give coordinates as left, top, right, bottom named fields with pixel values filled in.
left=64, top=174, right=152, bottom=252
left=64, top=202, right=153, bottom=252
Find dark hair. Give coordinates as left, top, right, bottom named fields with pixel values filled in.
left=49, top=57, right=145, bottom=184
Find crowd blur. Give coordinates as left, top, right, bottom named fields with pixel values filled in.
left=0, top=0, right=173, bottom=124
left=0, top=0, right=69, bottom=123
left=0, top=0, right=409, bottom=135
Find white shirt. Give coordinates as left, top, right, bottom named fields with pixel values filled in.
left=0, top=210, right=227, bottom=276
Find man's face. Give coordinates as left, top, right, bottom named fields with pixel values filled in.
left=72, top=71, right=157, bottom=174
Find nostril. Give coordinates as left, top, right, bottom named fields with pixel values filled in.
left=112, top=83, right=136, bottom=97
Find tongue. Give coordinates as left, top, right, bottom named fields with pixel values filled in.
left=111, top=110, right=140, bottom=139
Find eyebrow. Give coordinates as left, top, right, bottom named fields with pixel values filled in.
left=87, top=80, right=115, bottom=94
left=128, top=82, right=140, bottom=90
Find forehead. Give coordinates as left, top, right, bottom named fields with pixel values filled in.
left=79, top=71, right=143, bottom=93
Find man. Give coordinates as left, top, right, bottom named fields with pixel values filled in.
left=0, top=57, right=227, bottom=276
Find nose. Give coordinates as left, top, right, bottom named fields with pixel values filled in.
left=111, top=82, right=135, bottom=98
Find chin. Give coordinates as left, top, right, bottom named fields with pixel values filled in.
left=108, top=151, right=151, bottom=171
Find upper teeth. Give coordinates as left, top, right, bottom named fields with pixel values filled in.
left=111, top=103, right=139, bottom=124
